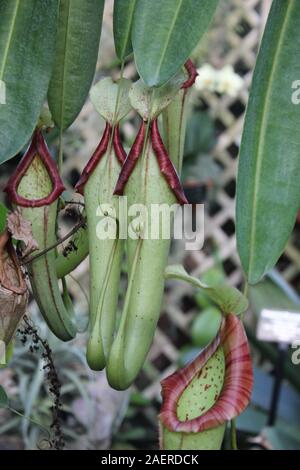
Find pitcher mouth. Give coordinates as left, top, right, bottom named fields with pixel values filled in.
left=4, top=129, right=65, bottom=208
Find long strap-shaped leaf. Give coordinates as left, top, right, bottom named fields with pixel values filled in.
left=113, top=0, right=137, bottom=61
left=0, top=0, right=59, bottom=164
left=236, top=0, right=300, bottom=284
left=132, top=0, right=219, bottom=87
left=48, top=0, right=105, bottom=130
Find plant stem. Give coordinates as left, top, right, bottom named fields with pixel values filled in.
left=240, top=278, right=249, bottom=322
left=231, top=277, right=249, bottom=444
left=58, top=128, right=64, bottom=173
left=69, top=273, right=89, bottom=309
left=230, top=418, right=238, bottom=450
left=243, top=280, right=249, bottom=298
left=99, top=60, right=126, bottom=202
left=112, top=60, right=125, bottom=128
left=139, top=89, right=155, bottom=189
left=22, top=218, right=86, bottom=265
left=107, top=59, right=126, bottom=154
left=8, top=406, right=51, bottom=442
left=20, top=316, right=65, bottom=449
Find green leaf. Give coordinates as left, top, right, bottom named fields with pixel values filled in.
left=184, top=111, right=215, bottom=157
left=113, top=0, right=137, bottom=61
left=195, top=266, right=226, bottom=309
left=236, top=0, right=300, bottom=284
left=48, top=0, right=105, bottom=130
left=0, top=386, right=8, bottom=408
left=129, top=70, right=186, bottom=120
left=165, top=264, right=248, bottom=315
left=249, top=277, right=300, bottom=319
left=191, top=306, right=222, bottom=348
left=0, top=202, right=8, bottom=233
left=90, top=77, right=132, bottom=123
left=0, top=0, right=59, bottom=164
left=132, top=0, right=219, bottom=87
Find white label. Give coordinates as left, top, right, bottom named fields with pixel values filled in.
left=257, top=309, right=300, bottom=344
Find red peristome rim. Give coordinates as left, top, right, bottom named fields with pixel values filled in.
left=159, top=314, right=253, bottom=433
left=151, top=119, right=188, bottom=205
left=114, top=120, right=146, bottom=196
left=181, top=59, right=198, bottom=90
left=75, top=122, right=111, bottom=195
left=4, top=130, right=65, bottom=208
left=113, top=124, right=127, bottom=165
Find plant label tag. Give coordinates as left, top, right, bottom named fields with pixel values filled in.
left=257, top=309, right=300, bottom=344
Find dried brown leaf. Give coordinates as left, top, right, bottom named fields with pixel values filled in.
left=7, top=209, right=38, bottom=257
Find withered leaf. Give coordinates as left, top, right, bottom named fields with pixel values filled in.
left=0, top=230, right=28, bottom=346
left=7, top=209, right=38, bottom=257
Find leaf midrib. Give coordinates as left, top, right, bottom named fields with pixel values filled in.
left=247, top=1, right=293, bottom=278
left=0, top=0, right=20, bottom=80
left=58, top=0, right=72, bottom=128
left=152, top=0, right=183, bottom=84
left=120, top=0, right=137, bottom=60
